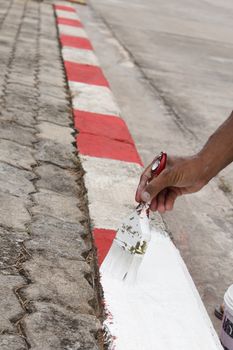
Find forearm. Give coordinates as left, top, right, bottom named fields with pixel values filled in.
left=198, top=111, right=233, bottom=182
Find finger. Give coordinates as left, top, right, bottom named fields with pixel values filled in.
left=164, top=188, right=179, bottom=211
left=141, top=169, right=172, bottom=203
left=157, top=189, right=167, bottom=213
left=150, top=197, right=158, bottom=211
left=135, top=172, right=150, bottom=202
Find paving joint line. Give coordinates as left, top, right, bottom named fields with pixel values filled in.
left=0, top=0, right=14, bottom=30
left=0, top=160, right=34, bottom=173
left=53, top=4, right=106, bottom=343
left=0, top=137, right=35, bottom=148
left=11, top=1, right=42, bottom=348
left=0, top=0, right=29, bottom=111
left=0, top=117, right=38, bottom=131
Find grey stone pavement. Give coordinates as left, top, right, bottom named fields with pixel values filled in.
left=77, top=0, right=233, bottom=334
left=0, top=0, right=102, bottom=349
left=1, top=0, right=232, bottom=348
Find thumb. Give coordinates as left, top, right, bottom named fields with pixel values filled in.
left=141, top=169, right=173, bottom=203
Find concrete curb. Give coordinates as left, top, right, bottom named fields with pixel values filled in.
left=54, top=3, right=143, bottom=268
left=53, top=3, right=223, bottom=349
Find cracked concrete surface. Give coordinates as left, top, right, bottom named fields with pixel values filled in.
left=0, top=0, right=102, bottom=349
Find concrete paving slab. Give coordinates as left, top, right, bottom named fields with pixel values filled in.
left=1, top=108, right=36, bottom=128
left=0, top=193, right=31, bottom=230
left=26, top=215, right=88, bottom=261
left=0, top=227, right=28, bottom=274
left=0, top=335, right=27, bottom=350
left=32, top=189, right=84, bottom=224
left=0, top=139, right=36, bottom=170
left=0, top=162, right=35, bottom=198
left=0, top=274, right=25, bottom=333
left=36, top=163, right=78, bottom=196
left=38, top=98, right=71, bottom=127
left=23, top=256, right=95, bottom=314
left=35, top=140, right=76, bottom=169
left=24, top=302, right=100, bottom=350
left=0, top=121, right=36, bottom=147
left=37, top=122, right=74, bottom=145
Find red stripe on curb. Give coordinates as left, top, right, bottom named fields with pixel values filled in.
left=93, top=228, right=116, bottom=266
left=65, top=61, right=109, bottom=87
left=77, top=133, right=143, bottom=165
left=60, top=34, right=93, bottom=50
left=57, top=17, right=83, bottom=27
left=54, top=5, right=75, bottom=12
left=74, top=110, right=135, bottom=144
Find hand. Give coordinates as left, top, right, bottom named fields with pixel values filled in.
left=135, top=155, right=208, bottom=212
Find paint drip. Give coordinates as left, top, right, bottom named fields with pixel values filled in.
left=101, top=229, right=222, bottom=350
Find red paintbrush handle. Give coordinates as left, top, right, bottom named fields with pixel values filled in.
left=144, top=152, right=167, bottom=217
left=150, top=152, right=167, bottom=181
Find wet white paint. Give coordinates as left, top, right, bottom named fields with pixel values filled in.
left=101, top=230, right=223, bottom=350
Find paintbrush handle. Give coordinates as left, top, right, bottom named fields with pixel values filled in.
left=150, top=152, right=167, bottom=180
left=136, top=152, right=167, bottom=215
left=143, top=152, right=167, bottom=217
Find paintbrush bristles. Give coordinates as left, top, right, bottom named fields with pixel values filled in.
left=124, top=254, right=143, bottom=285
left=100, top=241, right=135, bottom=280
left=100, top=206, right=151, bottom=282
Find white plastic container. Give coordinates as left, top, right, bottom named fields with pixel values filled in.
left=220, top=284, right=233, bottom=350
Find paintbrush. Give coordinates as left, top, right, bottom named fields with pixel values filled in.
left=100, top=152, right=167, bottom=282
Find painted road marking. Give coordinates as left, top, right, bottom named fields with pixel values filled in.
left=77, top=133, right=142, bottom=164
left=59, top=34, right=93, bottom=50
left=58, top=24, right=88, bottom=38
left=79, top=155, right=142, bottom=229
left=93, top=228, right=116, bottom=266
left=74, top=110, right=134, bottom=144
left=54, top=4, right=76, bottom=12
left=56, top=9, right=80, bottom=20
left=57, top=18, right=83, bottom=27
left=64, top=61, right=109, bottom=86
left=68, top=81, right=120, bottom=116
left=62, top=47, right=99, bottom=66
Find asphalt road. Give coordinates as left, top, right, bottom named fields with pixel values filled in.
left=79, top=0, right=233, bottom=332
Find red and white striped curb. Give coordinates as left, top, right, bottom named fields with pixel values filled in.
left=54, top=3, right=143, bottom=269
left=53, top=3, right=223, bottom=349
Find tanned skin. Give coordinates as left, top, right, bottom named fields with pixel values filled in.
left=136, top=111, right=233, bottom=212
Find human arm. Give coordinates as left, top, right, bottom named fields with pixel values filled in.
left=135, top=111, right=233, bottom=212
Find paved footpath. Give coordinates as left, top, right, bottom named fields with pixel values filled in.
left=0, top=0, right=102, bottom=349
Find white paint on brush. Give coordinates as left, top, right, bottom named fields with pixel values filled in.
left=101, top=230, right=223, bottom=350
left=68, top=81, right=121, bottom=116
left=62, top=47, right=99, bottom=66
left=58, top=24, right=88, bottom=38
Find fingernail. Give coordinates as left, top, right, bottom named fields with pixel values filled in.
left=141, top=191, right=150, bottom=203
